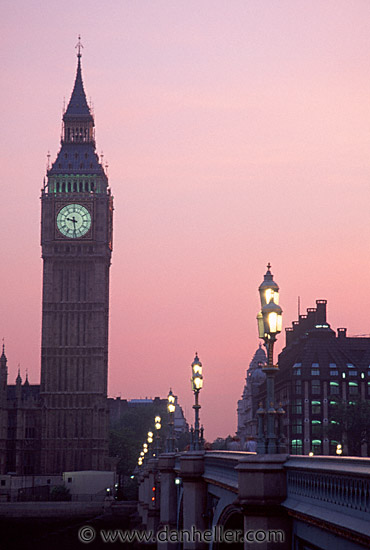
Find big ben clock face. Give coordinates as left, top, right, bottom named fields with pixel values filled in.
left=56, top=204, right=91, bottom=238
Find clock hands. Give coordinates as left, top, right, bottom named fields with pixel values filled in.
left=66, top=216, right=78, bottom=226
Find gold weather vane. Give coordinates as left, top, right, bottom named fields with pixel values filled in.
left=75, top=35, right=83, bottom=57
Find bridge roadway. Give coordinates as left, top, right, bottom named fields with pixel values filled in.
left=137, top=451, right=370, bottom=550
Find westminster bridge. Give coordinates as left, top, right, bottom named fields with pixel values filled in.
left=137, top=451, right=370, bottom=550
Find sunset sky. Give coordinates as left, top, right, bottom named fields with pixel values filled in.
left=1, top=1, right=370, bottom=440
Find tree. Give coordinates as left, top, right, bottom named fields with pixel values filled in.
left=328, top=399, right=370, bottom=456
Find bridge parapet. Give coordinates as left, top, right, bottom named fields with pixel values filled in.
left=283, top=456, right=370, bottom=547
left=203, top=451, right=249, bottom=492
left=137, top=452, right=370, bottom=549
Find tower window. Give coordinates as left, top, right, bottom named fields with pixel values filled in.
left=348, top=382, right=358, bottom=395
left=330, top=381, right=339, bottom=395
left=311, top=400, right=321, bottom=414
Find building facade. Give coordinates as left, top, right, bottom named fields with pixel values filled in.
left=236, top=344, right=266, bottom=449
left=255, top=299, right=370, bottom=456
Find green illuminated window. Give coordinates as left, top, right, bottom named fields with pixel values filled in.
left=311, top=400, right=321, bottom=414
left=291, top=439, right=303, bottom=454
left=311, top=420, right=322, bottom=435
left=330, top=381, right=339, bottom=395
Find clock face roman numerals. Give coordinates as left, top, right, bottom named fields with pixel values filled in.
left=56, top=204, right=91, bottom=238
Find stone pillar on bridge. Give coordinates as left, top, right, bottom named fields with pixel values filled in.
left=158, top=453, right=177, bottom=536
left=147, top=458, right=160, bottom=532
left=236, top=454, right=291, bottom=550
left=137, top=471, right=145, bottom=523
left=180, top=452, right=207, bottom=550
left=142, top=467, right=150, bottom=526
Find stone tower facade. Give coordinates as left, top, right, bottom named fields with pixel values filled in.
left=40, top=45, right=113, bottom=473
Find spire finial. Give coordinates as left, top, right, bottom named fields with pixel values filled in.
left=75, top=35, right=83, bottom=58
left=267, top=262, right=271, bottom=271
left=2, top=338, right=4, bottom=355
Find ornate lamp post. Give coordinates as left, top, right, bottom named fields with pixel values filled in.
left=154, top=416, right=161, bottom=456
left=167, top=389, right=176, bottom=452
left=191, top=353, right=203, bottom=451
left=256, top=264, right=284, bottom=454
left=147, top=430, right=153, bottom=448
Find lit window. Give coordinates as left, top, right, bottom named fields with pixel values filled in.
left=311, top=400, right=321, bottom=414
left=348, top=382, right=358, bottom=395
left=348, top=370, right=357, bottom=376
left=330, top=369, right=339, bottom=376
left=291, top=439, right=303, bottom=454
left=312, top=439, right=322, bottom=453
left=347, top=363, right=355, bottom=369
left=311, top=420, right=322, bottom=435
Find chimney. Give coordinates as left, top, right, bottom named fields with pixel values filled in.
left=316, top=300, right=327, bottom=324
left=337, top=328, right=347, bottom=339
left=306, top=308, right=316, bottom=329
left=285, top=327, right=294, bottom=347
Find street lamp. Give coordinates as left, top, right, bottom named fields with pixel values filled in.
left=256, top=264, right=284, bottom=454
left=167, top=389, right=176, bottom=453
left=154, top=416, right=161, bottom=456
left=191, top=353, right=203, bottom=451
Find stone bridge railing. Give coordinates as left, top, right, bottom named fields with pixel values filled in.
left=137, top=452, right=370, bottom=550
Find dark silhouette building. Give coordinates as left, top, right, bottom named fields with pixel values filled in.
left=255, top=299, right=370, bottom=456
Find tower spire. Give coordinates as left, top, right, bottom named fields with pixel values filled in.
left=75, top=35, right=83, bottom=58
left=63, top=36, right=92, bottom=121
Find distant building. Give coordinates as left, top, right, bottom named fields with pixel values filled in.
left=108, top=395, right=188, bottom=434
left=237, top=344, right=266, bottom=449
left=256, top=299, right=370, bottom=456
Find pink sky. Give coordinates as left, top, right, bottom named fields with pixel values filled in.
left=1, top=1, right=370, bottom=440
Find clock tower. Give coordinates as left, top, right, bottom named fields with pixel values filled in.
left=40, top=41, right=113, bottom=473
